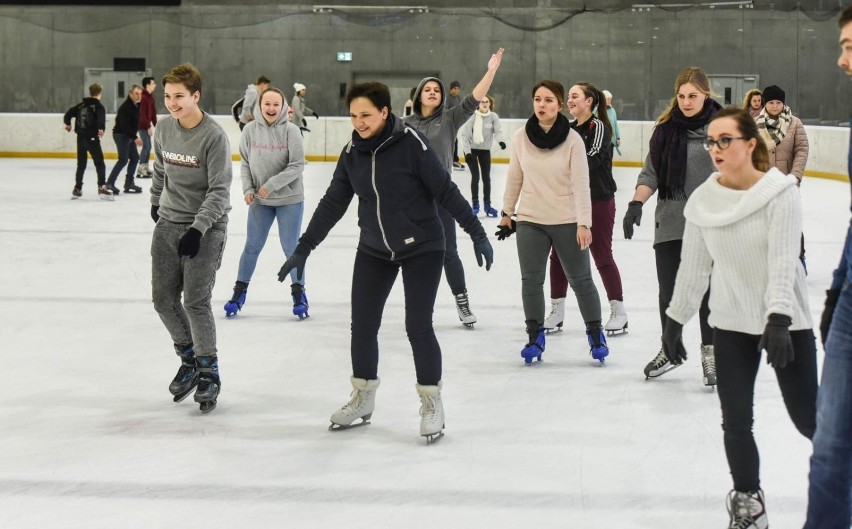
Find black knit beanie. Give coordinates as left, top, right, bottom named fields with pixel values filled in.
left=762, top=85, right=785, bottom=104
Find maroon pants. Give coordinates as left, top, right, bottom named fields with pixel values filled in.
left=549, top=198, right=623, bottom=301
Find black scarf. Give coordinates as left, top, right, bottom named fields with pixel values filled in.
left=650, top=99, right=720, bottom=200
left=352, top=114, right=395, bottom=153
left=525, top=112, right=571, bottom=150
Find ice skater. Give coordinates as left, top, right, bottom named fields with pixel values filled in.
left=277, top=82, right=493, bottom=443
left=150, top=63, right=232, bottom=413
left=662, top=107, right=816, bottom=528
left=223, top=87, right=307, bottom=319
left=459, top=93, right=505, bottom=218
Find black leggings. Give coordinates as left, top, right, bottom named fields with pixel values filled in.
left=714, top=328, right=818, bottom=492
left=466, top=149, right=492, bottom=205
left=655, top=240, right=713, bottom=344
left=350, top=250, right=444, bottom=386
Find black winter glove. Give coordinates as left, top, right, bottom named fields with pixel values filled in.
left=464, top=153, right=474, bottom=166
left=177, top=227, right=202, bottom=258
left=473, top=235, right=493, bottom=271
left=495, top=218, right=517, bottom=241
left=278, top=242, right=312, bottom=282
left=301, top=119, right=308, bottom=128
left=151, top=205, right=160, bottom=223
left=759, top=313, right=795, bottom=369
left=623, top=200, right=643, bottom=239
left=661, top=316, right=687, bottom=365
left=499, top=141, right=506, bottom=150
left=820, top=288, right=841, bottom=346
left=312, top=112, right=320, bottom=119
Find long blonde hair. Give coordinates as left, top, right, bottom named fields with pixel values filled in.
left=656, top=66, right=713, bottom=126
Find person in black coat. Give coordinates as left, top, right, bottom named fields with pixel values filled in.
left=278, top=82, right=493, bottom=444
left=106, top=85, right=143, bottom=195
left=63, top=83, right=108, bottom=199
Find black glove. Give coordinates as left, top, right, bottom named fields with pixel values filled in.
left=278, top=242, right=312, bottom=282
left=623, top=200, right=643, bottom=239
left=499, top=141, right=506, bottom=150
left=464, top=153, right=474, bottom=166
left=177, top=227, right=202, bottom=258
left=301, top=119, right=308, bottom=128
left=151, top=205, right=160, bottom=223
left=661, top=316, right=687, bottom=365
left=312, top=112, right=319, bottom=119
left=495, top=218, right=517, bottom=241
left=820, top=288, right=841, bottom=346
left=473, top=234, right=493, bottom=271
left=759, top=313, right=794, bottom=369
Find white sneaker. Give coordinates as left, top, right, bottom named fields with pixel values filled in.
left=416, top=381, right=445, bottom=444
left=543, top=298, right=565, bottom=332
left=455, top=290, right=477, bottom=327
left=726, top=489, right=768, bottom=529
left=604, top=299, right=628, bottom=334
left=329, top=377, right=379, bottom=430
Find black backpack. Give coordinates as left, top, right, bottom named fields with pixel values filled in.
left=231, top=96, right=245, bottom=123
left=77, top=101, right=97, bottom=131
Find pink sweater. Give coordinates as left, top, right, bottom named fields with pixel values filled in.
left=503, top=126, right=593, bottom=226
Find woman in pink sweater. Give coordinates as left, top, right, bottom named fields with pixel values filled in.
left=497, top=80, right=608, bottom=366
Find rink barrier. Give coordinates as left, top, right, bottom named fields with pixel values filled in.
left=0, top=113, right=847, bottom=181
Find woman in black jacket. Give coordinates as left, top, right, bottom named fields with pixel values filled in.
left=278, top=82, right=493, bottom=444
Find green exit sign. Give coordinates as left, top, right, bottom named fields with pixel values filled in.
left=337, top=52, right=352, bottom=62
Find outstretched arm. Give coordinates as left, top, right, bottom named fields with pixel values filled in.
left=470, top=48, right=504, bottom=102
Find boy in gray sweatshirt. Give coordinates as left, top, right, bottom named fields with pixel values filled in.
left=150, top=63, right=232, bottom=413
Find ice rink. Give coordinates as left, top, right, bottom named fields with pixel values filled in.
left=1, top=157, right=849, bottom=528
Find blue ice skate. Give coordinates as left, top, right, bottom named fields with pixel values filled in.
left=586, top=321, right=609, bottom=364
left=224, top=281, right=248, bottom=317
left=291, top=283, right=309, bottom=320
left=521, top=322, right=545, bottom=365
left=483, top=202, right=499, bottom=218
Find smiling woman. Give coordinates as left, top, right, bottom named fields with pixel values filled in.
left=277, top=81, right=493, bottom=444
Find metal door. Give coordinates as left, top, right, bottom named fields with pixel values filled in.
left=708, top=75, right=759, bottom=108
left=83, top=68, right=152, bottom=114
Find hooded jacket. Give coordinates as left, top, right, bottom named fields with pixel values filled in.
left=402, top=77, right=479, bottom=171
left=300, top=115, right=486, bottom=261
left=239, top=100, right=305, bottom=207
left=460, top=110, right=504, bottom=153
left=666, top=168, right=812, bottom=335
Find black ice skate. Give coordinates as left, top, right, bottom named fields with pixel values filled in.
left=193, top=355, right=220, bottom=413
left=643, top=347, right=681, bottom=380
left=169, top=343, right=198, bottom=402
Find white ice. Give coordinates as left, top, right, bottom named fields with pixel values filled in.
left=0, top=158, right=848, bottom=528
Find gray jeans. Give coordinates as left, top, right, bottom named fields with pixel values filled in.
left=516, top=221, right=601, bottom=324
left=151, top=219, right=227, bottom=357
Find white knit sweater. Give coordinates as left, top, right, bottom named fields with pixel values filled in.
left=666, top=168, right=813, bottom=335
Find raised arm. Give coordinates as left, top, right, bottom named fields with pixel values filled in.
left=470, top=48, right=504, bottom=102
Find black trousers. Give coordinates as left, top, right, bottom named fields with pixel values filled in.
left=75, top=135, right=106, bottom=188
left=715, top=328, right=818, bottom=492
left=465, top=149, right=492, bottom=205
left=350, top=250, right=444, bottom=386
left=654, top=239, right=713, bottom=344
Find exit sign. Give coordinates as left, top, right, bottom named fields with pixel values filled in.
left=337, top=52, right=353, bottom=62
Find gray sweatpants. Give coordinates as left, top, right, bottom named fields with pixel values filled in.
left=151, top=219, right=227, bottom=357
left=516, top=221, right=601, bottom=325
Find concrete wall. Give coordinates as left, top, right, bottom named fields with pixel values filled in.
left=0, top=4, right=850, bottom=123
left=2, top=113, right=848, bottom=180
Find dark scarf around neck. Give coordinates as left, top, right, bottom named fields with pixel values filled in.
left=651, top=98, right=721, bottom=200
left=525, top=112, right=571, bottom=150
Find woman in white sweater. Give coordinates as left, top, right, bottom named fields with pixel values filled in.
left=662, top=107, right=817, bottom=529
left=497, top=80, right=608, bottom=365
left=460, top=94, right=505, bottom=217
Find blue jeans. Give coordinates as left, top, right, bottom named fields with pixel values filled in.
left=237, top=202, right=304, bottom=285
left=138, top=128, right=152, bottom=165
left=805, top=283, right=852, bottom=529
left=107, top=133, right=139, bottom=186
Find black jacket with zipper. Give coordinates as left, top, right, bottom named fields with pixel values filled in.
left=300, top=115, right=486, bottom=261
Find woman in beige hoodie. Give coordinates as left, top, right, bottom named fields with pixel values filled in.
left=497, top=80, right=608, bottom=366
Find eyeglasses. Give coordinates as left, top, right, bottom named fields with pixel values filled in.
left=702, top=137, right=747, bottom=151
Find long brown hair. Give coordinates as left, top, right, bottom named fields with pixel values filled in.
left=709, top=107, right=770, bottom=172
left=742, top=89, right=762, bottom=112
left=656, top=66, right=713, bottom=126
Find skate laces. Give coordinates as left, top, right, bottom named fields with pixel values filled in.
left=419, top=394, right=439, bottom=420
left=727, top=490, right=762, bottom=529
left=343, top=388, right=366, bottom=412
left=651, top=348, right=668, bottom=368
left=455, top=293, right=472, bottom=318
left=701, top=346, right=716, bottom=375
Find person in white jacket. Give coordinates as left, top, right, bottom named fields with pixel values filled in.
left=223, top=87, right=308, bottom=319
left=460, top=94, right=506, bottom=217
left=662, top=107, right=817, bottom=529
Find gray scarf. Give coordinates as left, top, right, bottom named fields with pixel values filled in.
left=757, top=106, right=792, bottom=146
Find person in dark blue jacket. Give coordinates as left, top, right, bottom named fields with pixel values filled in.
left=278, top=82, right=493, bottom=444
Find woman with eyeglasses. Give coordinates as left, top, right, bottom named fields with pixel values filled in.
left=459, top=94, right=506, bottom=218
left=663, top=106, right=816, bottom=528
left=622, top=66, right=721, bottom=386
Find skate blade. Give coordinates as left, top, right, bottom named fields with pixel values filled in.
left=544, top=325, right=563, bottom=334
left=199, top=400, right=217, bottom=413
left=329, top=418, right=370, bottom=431
left=605, top=328, right=628, bottom=337
left=172, top=386, right=197, bottom=403
left=424, top=431, right=445, bottom=445
left=463, top=322, right=474, bottom=329
left=98, top=195, right=115, bottom=201
left=644, top=362, right=682, bottom=380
